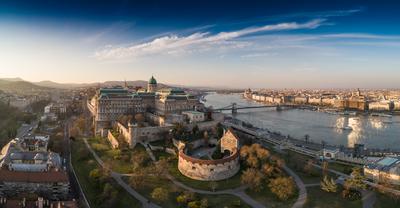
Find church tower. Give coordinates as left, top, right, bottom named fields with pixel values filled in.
left=147, top=75, right=157, bottom=92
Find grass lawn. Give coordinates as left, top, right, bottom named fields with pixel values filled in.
left=374, top=192, right=400, bottom=208
left=327, top=162, right=356, bottom=175
left=122, top=175, right=251, bottom=208
left=153, top=149, right=175, bottom=161
left=86, top=137, right=144, bottom=174
left=168, top=159, right=243, bottom=191
left=246, top=186, right=297, bottom=208
left=71, top=138, right=141, bottom=208
left=305, top=186, right=362, bottom=208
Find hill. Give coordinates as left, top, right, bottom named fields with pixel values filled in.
left=0, top=80, right=49, bottom=92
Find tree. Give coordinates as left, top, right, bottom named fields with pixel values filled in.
left=187, top=201, right=200, bottom=208
left=200, top=198, right=208, bottom=208
left=154, top=158, right=169, bottom=178
left=322, top=161, right=329, bottom=176
left=255, top=147, right=270, bottom=162
left=320, top=176, right=338, bottom=193
left=261, top=163, right=280, bottom=178
left=176, top=191, right=196, bottom=204
left=344, top=167, right=367, bottom=190
left=342, top=167, right=366, bottom=200
left=203, top=131, right=209, bottom=145
left=241, top=168, right=264, bottom=192
left=101, top=183, right=118, bottom=207
left=151, top=187, right=169, bottom=202
left=216, top=123, right=224, bottom=138
left=247, top=155, right=261, bottom=168
left=269, top=177, right=296, bottom=201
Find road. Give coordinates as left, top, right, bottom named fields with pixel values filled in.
left=64, top=118, right=91, bottom=208
left=17, top=120, right=38, bottom=138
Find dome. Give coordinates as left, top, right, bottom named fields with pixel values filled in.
left=149, top=76, right=157, bottom=85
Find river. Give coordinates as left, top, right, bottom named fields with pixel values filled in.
left=204, top=93, right=400, bottom=150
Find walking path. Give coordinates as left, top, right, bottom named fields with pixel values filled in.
left=313, top=163, right=378, bottom=208
left=83, top=138, right=161, bottom=208
left=361, top=190, right=376, bottom=208
left=282, top=165, right=307, bottom=208
left=142, top=143, right=266, bottom=208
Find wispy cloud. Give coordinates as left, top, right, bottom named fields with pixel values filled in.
left=94, top=19, right=326, bottom=60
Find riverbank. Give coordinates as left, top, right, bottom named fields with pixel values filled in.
left=204, top=93, right=400, bottom=150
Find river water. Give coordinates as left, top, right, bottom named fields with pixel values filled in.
left=204, top=93, right=400, bottom=150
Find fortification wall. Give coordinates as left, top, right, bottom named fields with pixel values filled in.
left=178, top=148, right=240, bottom=181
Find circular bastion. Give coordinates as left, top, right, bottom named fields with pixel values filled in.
left=178, top=144, right=240, bottom=181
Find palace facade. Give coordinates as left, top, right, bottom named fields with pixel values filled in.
left=88, top=76, right=204, bottom=134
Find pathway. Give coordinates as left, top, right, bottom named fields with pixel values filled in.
left=313, top=163, right=378, bottom=208
left=282, top=165, right=307, bottom=208
left=83, top=138, right=161, bottom=208
left=142, top=143, right=265, bottom=208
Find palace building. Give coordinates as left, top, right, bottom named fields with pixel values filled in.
left=88, top=76, right=204, bottom=135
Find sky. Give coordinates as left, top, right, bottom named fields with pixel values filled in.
left=1, top=0, right=400, bottom=88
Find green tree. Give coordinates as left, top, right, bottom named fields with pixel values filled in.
left=151, top=187, right=169, bottom=202
left=200, top=198, right=209, bottom=208
left=344, top=167, right=367, bottom=190
left=269, top=177, right=296, bottom=201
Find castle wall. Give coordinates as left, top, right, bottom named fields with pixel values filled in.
left=178, top=149, right=240, bottom=181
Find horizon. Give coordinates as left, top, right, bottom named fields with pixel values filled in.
left=1, top=0, right=400, bottom=88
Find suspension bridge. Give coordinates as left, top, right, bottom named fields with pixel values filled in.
left=212, top=102, right=298, bottom=114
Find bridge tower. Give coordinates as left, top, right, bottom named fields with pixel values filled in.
left=232, top=102, right=237, bottom=114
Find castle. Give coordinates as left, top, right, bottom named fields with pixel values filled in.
left=88, top=76, right=204, bottom=135
left=178, top=128, right=240, bottom=181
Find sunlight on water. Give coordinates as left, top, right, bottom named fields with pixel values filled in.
left=205, top=93, right=400, bottom=149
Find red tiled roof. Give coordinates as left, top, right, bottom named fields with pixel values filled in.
left=0, top=169, right=69, bottom=183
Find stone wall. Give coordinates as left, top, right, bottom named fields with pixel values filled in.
left=107, top=130, right=120, bottom=149
left=178, top=148, right=240, bottom=181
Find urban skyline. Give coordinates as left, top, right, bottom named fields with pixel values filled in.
left=1, top=0, right=400, bottom=88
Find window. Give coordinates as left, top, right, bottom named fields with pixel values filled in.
left=192, top=166, right=196, bottom=170
left=210, top=168, right=214, bottom=172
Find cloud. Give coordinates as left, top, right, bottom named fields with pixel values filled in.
left=94, top=19, right=326, bottom=60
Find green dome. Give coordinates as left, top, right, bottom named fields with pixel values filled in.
left=149, top=76, right=157, bottom=85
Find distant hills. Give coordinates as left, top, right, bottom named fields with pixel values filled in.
left=0, top=77, right=239, bottom=91
left=0, top=78, right=170, bottom=90
left=0, top=79, right=50, bottom=92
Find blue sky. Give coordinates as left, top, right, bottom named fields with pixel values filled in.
left=1, top=0, right=400, bottom=88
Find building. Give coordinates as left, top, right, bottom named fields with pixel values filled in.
left=178, top=128, right=240, bottom=181
left=0, top=136, right=69, bottom=200
left=322, top=148, right=340, bottom=160
left=0, top=197, right=78, bottom=208
left=364, top=157, right=400, bottom=185
left=88, top=76, right=204, bottom=135
left=182, top=111, right=205, bottom=123
left=369, top=101, right=391, bottom=111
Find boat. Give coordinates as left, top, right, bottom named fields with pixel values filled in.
left=342, top=126, right=353, bottom=131
left=371, top=113, right=392, bottom=118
